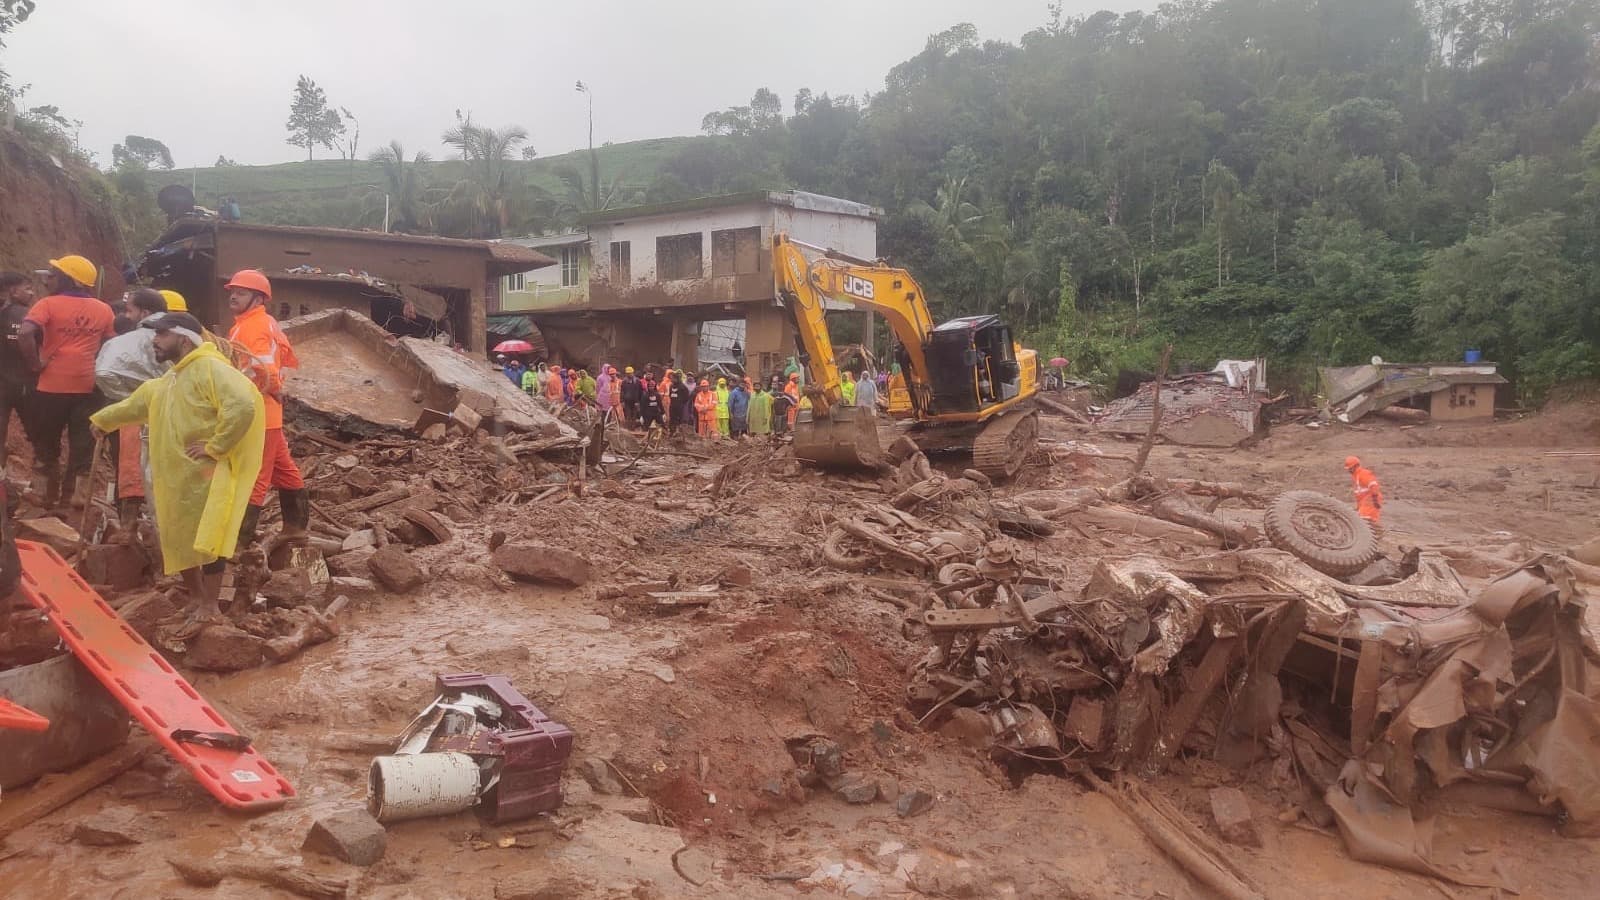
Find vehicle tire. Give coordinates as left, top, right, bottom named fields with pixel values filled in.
left=822, top=526, right=873, bottom=571
left=1263, top=490, right=1380, bottom=576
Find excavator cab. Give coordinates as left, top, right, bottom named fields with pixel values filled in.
left=924, top=315, right=1019, bottom=413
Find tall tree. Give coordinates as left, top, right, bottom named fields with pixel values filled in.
left=436, top=112, right=532, bottom=238
left=112, top=135, right=174, bottom=170
left=367, top=140, right=433, bottom=233
left=285, top=76, right=344, bottom=161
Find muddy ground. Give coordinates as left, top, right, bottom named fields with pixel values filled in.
left=2, top=403, right=1598, bottom=899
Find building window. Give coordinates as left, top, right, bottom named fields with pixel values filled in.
left=299, top=304, right=310, bottom=317
left=609, top=240, right=631, bottom=284
left=560, top=246, right=581, bottom=287
left=712, top=226, right=762, bottom=277
left=505, top=272, right=526, bottom=293
left=278, top=302, right=291, bottom=319
left=656, top=233, right=703, bottom=281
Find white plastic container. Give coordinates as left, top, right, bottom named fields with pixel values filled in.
left=368, top=752, right=481, bottom=823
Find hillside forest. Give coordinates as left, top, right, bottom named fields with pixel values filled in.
left=5, top=0, right=1599, bottom=399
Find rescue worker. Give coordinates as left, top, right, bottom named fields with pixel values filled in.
left=784, top=373, right=801, bottom=431
left=1345, top=456, right=1384, bottom=525
left=854, top=368, right=878, bottom=415
left=0, top=270, right=38, bottom=465
left=728, top=378, right=750, bottom=437
left=19, top=254, right=116, bottom=507
left=577, top=368, right=597, bottom=405
left=619, top=366, right=642, bottom=427
left=607, top=366, right=622, bottom=421
left=520, top=363, right=538, bottom=395
left=94, top=288, right=169, bottom=536
left=90, top=312, right=264, bottom=638
left=595, top=364, right=614, bottom=420
left=714, top=376, right=731, bottom=437
left=747, top=381, right=772, bottom=437
left=224, top=269, right=308, bottom=548
left=770, top=382, right=794, bottom=436
left=840, top=371, right=857, bottom=406
left=543, top=364, right=565, bottom=410
left=694, top=378, right=718, bottom=439
left=640, top=376, right=664, bottom=429
left=668, top=372, right=691, bottom=434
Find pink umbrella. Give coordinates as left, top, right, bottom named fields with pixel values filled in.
left=1049, top=357, right=1069, bottom=368
left=494, top=340, right=535, bottom=354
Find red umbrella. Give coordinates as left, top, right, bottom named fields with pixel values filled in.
left=1049, top=357, right=1069, bottom=368
left=494, top=340, right=535, bottom=354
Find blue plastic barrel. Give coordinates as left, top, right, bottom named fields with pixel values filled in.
left=1463, top=349, right=1483, bottom=363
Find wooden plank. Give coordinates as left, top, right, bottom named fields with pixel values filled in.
left=1147, top=636, right=1240, bottom=771
left=0, top=741, right=152, bottom=840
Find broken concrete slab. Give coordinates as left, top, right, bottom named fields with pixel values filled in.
left=368, top=546, right=426, bottom=593
left=491, top=542, right=593, bottom=586
left=17, top=517, right=81, bottom=554
left=302, top=809, right=388, bottom=866
left=281, top=309, right=573, bottom=440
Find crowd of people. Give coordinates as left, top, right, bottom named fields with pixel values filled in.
left=494, top=355, right=898, bottom=440
left=1, top=256, right=305, bottom=637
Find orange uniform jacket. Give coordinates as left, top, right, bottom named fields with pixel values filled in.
left=228, top=305, right=299, bottom=429
left=1350, top=466, right=1383, bottom=522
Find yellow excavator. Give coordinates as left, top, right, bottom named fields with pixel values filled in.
left=774, top=232, right=1040, bottom=479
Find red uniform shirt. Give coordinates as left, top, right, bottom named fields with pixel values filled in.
left=25, top=293, right=116, bottom=394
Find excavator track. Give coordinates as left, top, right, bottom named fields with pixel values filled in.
left=971, top=409, right=1039, bottom=481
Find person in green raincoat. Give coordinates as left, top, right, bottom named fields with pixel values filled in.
left=90, top=313, right=265, bottom=638
left=747, top=382, right=773, bottom=436
left=714, top=376, right=731, bottom=437
left=577, top=369, right=598, bottom=404
left=840, top=371, right=857, bottom=406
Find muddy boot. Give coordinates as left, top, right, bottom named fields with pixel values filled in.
left=277, top=488, right=310, bottom=546
left=237, top=504, right=263, bottom=548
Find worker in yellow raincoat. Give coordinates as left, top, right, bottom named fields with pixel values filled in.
left=91, top=312, right=264, bottom=637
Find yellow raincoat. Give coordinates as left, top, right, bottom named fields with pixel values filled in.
left=91, top=342, right=265, bottom=574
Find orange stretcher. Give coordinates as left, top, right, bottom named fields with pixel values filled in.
left=0, top=696, right=50, bottom=732
left=15, top=540, right=295, bottom=811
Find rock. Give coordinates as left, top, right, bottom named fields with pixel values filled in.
left=1208, top=786, right=1261, bottom=847
left=421, top=423, right=448, bottom=441
left=718, top=563, right=754, bottom=587
left=116, top=591, right=178, bottom=642
left=342, top=529, right=376, bottom=552
left=260, top=567, right=314, bottom=605
left=326, top=547, right=377, bottom=578
left=491, top=542, right=593, bottom=586
left=72, top=806, right=148, bottom=846
left=938, top=708, right=992, bottom=749
left=185, top=625, right=267, bottom=671
left=18, top=516, right=81, bottom=554
left=647, top=663, right=676, bottom=684
left=877, top=777, right=901, bottom=803
left=673, top=847, right=716, bottom=886
left=896, top=789, right=935, bottom=818
left=580, top=757, right=624, bottom=796
left=829, top=772, right=879, bottom=804
left=346, top=466, right=379, bottom=493
left=488, top=530, right=508, bottom=552
left=368, top=546, right=427, bottom=592
left=788, top=736, right=845, bottom=777
left=303, top=809, right=388, bottom=866
left=331, top=454, right=359, bottom=471
left=77, top=543, right=149, bottom=590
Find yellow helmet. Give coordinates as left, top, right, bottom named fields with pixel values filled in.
left=158, top=289, right=188, bottom=312
left=48, top=255, right=98, bottom=288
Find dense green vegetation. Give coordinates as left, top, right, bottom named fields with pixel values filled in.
left=650, top=0, right=1600, bottom=399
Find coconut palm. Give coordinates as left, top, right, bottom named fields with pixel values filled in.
left=365, top=140, right=433, bottom=233
left=436, top=113, right=530, bottom=238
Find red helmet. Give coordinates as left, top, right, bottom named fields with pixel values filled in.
left=224, top=269, right=272, bottom=300
left=1344, top=456, right=1361, bottom=470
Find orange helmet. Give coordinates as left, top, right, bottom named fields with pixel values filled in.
left=1344, top=456, right=1361, bottom=470
left=699, top=379, right=709, bottom=387
left=224, top=268, right=272, bottom=300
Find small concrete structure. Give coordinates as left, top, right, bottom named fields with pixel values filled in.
left=140, top=218, right=554, bottom=354
left=1321, top=362, right=1506, bottom=422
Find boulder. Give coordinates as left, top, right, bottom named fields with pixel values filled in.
left=260, top=567, right=314, bottom=605
left=185, top=625, right=267, bottom=671
left=367, top=547, right=426, bottom=592
left=1208, top=786, right=1261, bottom=847
left=896, top=788, right=934, bottom=818
left=302, top=809, right=387, bottom=866
left=78, top=543, right=150, bottom=590
left=491, top=542, right=593, bottom=587
left=326, top=547, right=377, bottom=578
left=116, top=591, right=178, bottom=642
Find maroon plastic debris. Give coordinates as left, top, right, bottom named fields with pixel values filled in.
left=435, top=672, right=574, bottom=823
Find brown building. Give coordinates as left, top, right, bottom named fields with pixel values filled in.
left=140, top=218, right=553, bottom=354
left=1321, top=362, right=1507, bottom=423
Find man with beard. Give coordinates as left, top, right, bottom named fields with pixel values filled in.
left=91, top=313, right=264, bottom=638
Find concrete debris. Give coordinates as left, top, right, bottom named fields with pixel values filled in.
left=1208, top=787, right=1261, bottom=847
left=302, top=809, right=388, bottom=866
left=367, top=546, right=427, bottom=592
left=1096, top=371, right=1265, bottom=447
left=77, top=543, right=150, bottom=590
left=184, top=625, right=268, bottom=671
left=17, top=517, right=81, bottom=554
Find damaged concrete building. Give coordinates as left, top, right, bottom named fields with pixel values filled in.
left=493, top=190, right=881, bottom=373
left=140, top=218, right=555, bottom=354
left=1322, top=361, right=1507, bottom=423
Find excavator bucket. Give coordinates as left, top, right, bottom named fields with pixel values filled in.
left=793, top=405, right=884, bottom=470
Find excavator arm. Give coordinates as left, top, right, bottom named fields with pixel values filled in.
left=772, top=232, right=935, bottom=418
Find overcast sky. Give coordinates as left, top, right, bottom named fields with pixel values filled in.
left=5, top=0, right=1141, bottom=168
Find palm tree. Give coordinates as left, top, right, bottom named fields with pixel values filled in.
left=366, top=140, right=433, bottom=233
left=907, top=175, right=986, bottom=246
left=554, top=163, right=637, bottom=224
left=437, top=113, right=530, bottom=238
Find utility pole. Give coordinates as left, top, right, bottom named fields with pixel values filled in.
left=576, top=80, right=597, bottom=212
